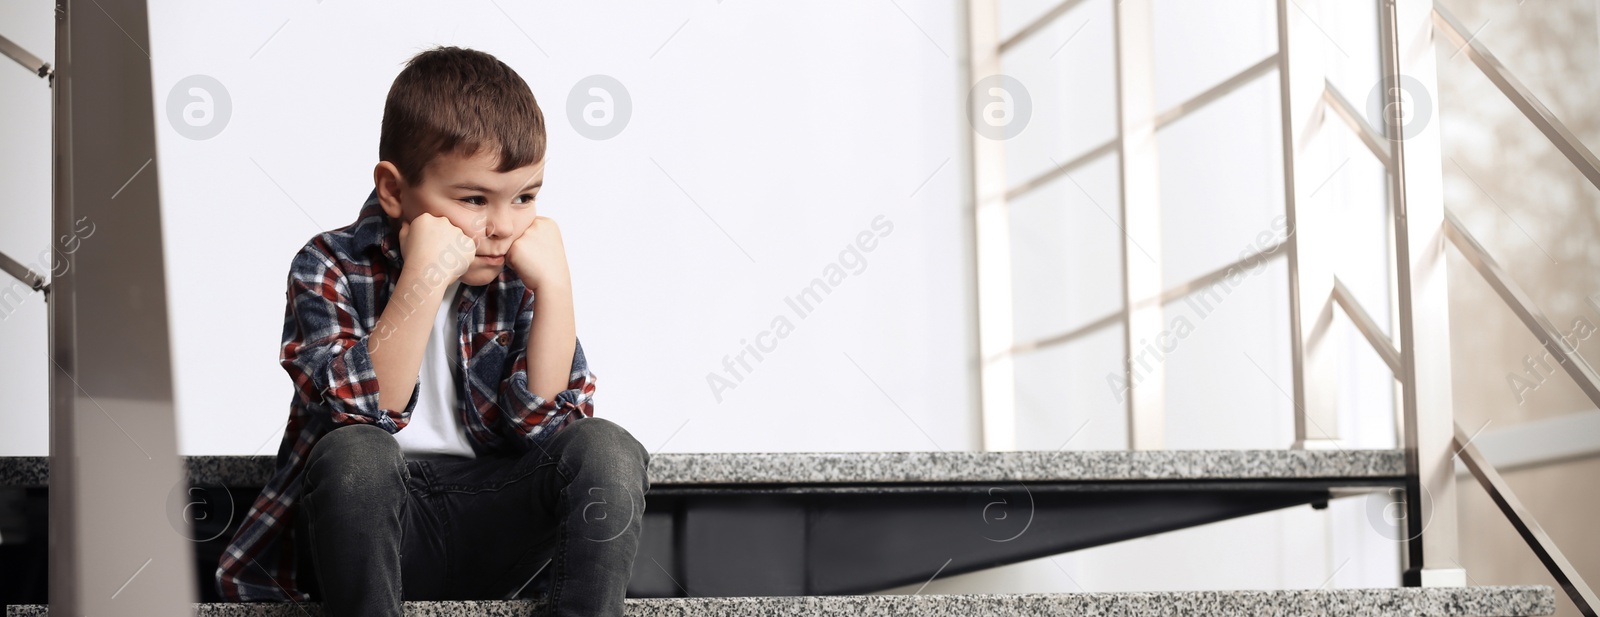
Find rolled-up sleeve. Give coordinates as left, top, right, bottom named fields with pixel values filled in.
left=279, top=246, right=418, bottom=431
left=493, top=322, right=597, bottom=451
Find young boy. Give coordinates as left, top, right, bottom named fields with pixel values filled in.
left=215, top=46, right=650, bottom=617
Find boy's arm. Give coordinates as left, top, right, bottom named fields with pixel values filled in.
left=493, top=218, right=597, bottom=449
left=493, top=289, right=597, bottom=449
left=280, top=246, right=424, bottom=430
left=526, top=281, right=576, bottom=402
left=367, top=263, right=451, bottom=415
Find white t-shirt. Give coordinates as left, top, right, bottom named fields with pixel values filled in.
left=392, top=280, right=477, bottom=459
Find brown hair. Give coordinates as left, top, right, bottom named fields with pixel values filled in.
left=379, top=46, right=546, bottom=188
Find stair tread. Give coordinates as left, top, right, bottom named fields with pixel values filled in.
left=1, top=449, right=1406, bottom=487
left=2, top=585, right=1556, bottom=616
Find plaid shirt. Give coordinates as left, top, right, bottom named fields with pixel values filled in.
left=215, top=188, right=597, bottom=602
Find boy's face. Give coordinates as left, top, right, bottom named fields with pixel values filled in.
left=375, top=147, right=544, bottom=287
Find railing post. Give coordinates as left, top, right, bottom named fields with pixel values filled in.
left=1378, top=0, right=1464, bottom=587
left=1276, top=0, right=1342, bottom=449
left=48, top=0, right=198, bottom=613
left=967, top=0, right=1018, bottom=451
left=1113, top=0, right=1166, bottom=450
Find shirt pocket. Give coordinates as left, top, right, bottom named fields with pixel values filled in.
left=464, top=329, right=515, bottom=399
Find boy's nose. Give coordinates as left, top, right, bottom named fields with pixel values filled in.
left=483, top=214, right=514, bottom=240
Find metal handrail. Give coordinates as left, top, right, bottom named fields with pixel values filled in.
left=995, top=239, right=1288, bottom=361
left=1430, top=9, right=1600, bottom=604
left=0, top=32, right=52, bottom=80
left=1433, top=2, right=1600, bottom=191
left=1338, top=206, right=1598, bottom=614
left=1443, top=210, right=1600, bottom=408
left=1455, top=422, right=1598, bottom=616
left=999, top=0, right=1092, bottom=53
left=968, top=0, right=1595, bottom=603
left=1331, top=276, right=1400, bottom=375
left=1, top=34, right=53, bottom=293
left=982, top=0, right=1591, bottom=592
left=1006, top=54, right=1279, bottom=202
left=1006, top=140, right=1115, bottom=201
left=0, top=250, right=48, bottom=294
left=1322, top=81, right=1391, bottom=168
left=1153, top=54, right=1279, bottom=128
left=1442, top=207, right=1599, bottom=616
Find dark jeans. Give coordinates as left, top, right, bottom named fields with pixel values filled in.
left=293, top=417, right=651, bottom=617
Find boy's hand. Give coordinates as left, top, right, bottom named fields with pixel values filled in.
left=398, top=213, right=475, bottom=286
left=507, top=216, right=571, bottom=291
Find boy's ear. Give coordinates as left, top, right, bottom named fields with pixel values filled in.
left=373, top=161, right=407, bottom=220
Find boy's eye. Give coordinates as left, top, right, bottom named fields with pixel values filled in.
left=460, top=195, right=534, bottom=206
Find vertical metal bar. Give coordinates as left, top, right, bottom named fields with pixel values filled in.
left=1379, top=0, right=1464, bottom=588
left=1113, top=0, right=1165, bottom=450
left=1388, top=171, right=1406, bottom=458
left=48, top=2, right=78, bottom=609
left=47, top=2, right=78, bottom=610
left=968, top=0, right=1017, bottom=451
left=49, top=0, right=198, bottom=614
left=1277, top=0, right=1342, bottom=449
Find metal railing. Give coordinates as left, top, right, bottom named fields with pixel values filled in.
left=1433, top=4, right=1600, bottom=191
left=1456, top=423, right=1599, bottom=616
left=0, top=248, right=48, bottom=293
left=1442, top=211, right=1600, bottom=617
left=4, top=7, right=198, bottom=615
left=1, top=32, right=52, bottom=295
left=967, top=0, right=1596, bottom=611
left=0, top=31, right=52, bottom=80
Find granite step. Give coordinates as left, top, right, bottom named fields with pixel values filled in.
left=0, top=449, right=1408, bottom=488
left=0, top=450, right=1416, bottom=602
left=1, top=585, right=1557, bottom=616
left=0, top=449, right=1418, bottom=602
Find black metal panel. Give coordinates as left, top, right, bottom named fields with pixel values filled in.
left=807, top=485, right=1330, bottom=594
left=0, top=488, right=48, bottom=604
left=0, top=478, right=1399, bottom=605
left=681, top=495, right=809, bottom=596
left=625, top=507, right=681, bottom=597
left=627, top=478, right=1395, bottom=597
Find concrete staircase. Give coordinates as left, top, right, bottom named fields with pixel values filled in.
left=0, top=451, right=1557, bottom=616
left=2, top=587, right=1557, bottom=616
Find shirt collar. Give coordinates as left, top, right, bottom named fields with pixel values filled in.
left=353, top=188, right=404, bottom=270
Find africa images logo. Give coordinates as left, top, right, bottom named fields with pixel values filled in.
left=166, top=75, right=232, bottom=141
left=567, top=75, right=632, bottom=140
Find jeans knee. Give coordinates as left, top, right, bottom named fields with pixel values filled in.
left=559, top=418, right=650, bottom=493
left=305, top=423, right=407, bottom=500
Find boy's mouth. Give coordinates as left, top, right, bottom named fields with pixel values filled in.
left=477, top=253, right=505, bottom=265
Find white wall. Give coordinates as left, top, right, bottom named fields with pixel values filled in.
left=0, top=1, right=979, bottom=457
